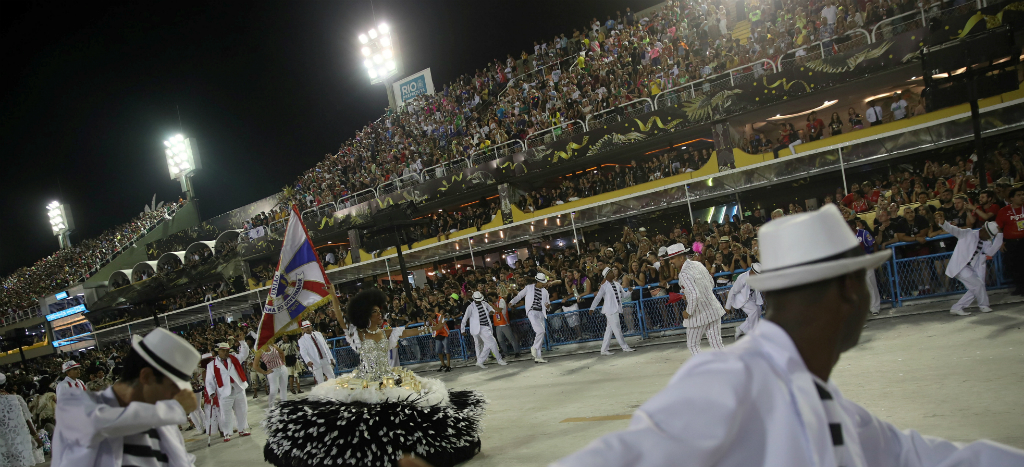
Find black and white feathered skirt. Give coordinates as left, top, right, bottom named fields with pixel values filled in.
left=263, top=373, right=486, bottom=467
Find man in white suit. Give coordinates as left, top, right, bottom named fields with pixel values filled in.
left=588, top=267, right=636, bottom=355
left=942, top=221, right=1003, bottom=315
left=509, top=273, right=551, bottom=363
left=55, top=360, right=86, bottom=400
left=52, top=328, right=201, bottom=467
left=298, top=320, right=336, bottom=383
left=204, top=338, right=250, bottom=442
left=554, top=204, right=1024, bottom=467
left=461, top=291, right=508, bottom=369
left=725, top=262, right=763, bottom=340
left=664, top=243, right=726, bottom=355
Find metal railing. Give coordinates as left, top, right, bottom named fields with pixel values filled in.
left=377, top=174, right=422, bottom=196
left=871, top=3, right=940, bottom=42
left=776, top=29, right=872, bottom=72
left=525, top=119, right=586, bottom=148
left=654, top=59, right=779, bottom=109
left=585, top=98, right=654, bottom=129
left=469, top=139, right=526, bottom=166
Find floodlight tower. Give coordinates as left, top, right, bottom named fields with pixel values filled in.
left=163, top=134, right=202, bottom=200
left=47, top=201, right=75, bottom=249
left=358, top=22, right=402, bottom=109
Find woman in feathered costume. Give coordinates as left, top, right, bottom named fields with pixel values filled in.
left=263, top=288, right=486, bottom=467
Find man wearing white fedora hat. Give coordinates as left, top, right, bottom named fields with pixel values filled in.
left=298, top=320, right=336, bottom=384
left=204, top=338, right=250, bottom=442
left=52, top=328, right=201, bottom=467
left=941, top=220, right=1003, bottom=315
left=509, top=272, right=552, bottom=363
left=663, top=243, right=726, bottom=355
left=461, top=291, right=508, bottom=369
left=55, top=360, right=86, bottom=400
left=589, top=267, right=635, bottom=355
left=554, top=204, right=1024, bottom=466
left=725, top=262, right=763, bottom=341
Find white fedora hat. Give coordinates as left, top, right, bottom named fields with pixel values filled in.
left=535, top=272, right=548, bottom=283
left=215, top=342, right=230, bottom=350
left=131, top=328, right=201, bottom=390
left=301, top=320, right=313, bottom=328
left=663, top=243, right=690, bottom=259
left=747, top=204, right=891, bottom=291
left=472, top=291, right=484, bottom=302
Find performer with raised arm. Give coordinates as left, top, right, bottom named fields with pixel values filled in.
left=942, top=220, right=1002, bottom=315
left=263, top=288, right=486, bottom=467
left=461, top=291, right=507, bottom=368
left=204, top=334, right=250, bottom=442
left=509, top=272, right=551, bottom=363
left=588, top=267, right=635, bottom=355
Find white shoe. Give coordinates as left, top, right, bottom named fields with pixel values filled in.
left=530, top=348, right=537, bottom=358
left=497, top=360, right=508, bottom=366
left=476, top=362, right=488, bottom=369
left=979, top=306, right=993, bottom=313
left=622, top=347, right=635, bottom=352
left=600, top=351, right=615, bottom=356
left=534, top=357, right=548, bottom=363
left=871, top=310, right=879, bottom=316
left=950, top=309, right=971, bottom=316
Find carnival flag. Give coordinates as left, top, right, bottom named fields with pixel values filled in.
left=255, top=205, right=332, bottom=351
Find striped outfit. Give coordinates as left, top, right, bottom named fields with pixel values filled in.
left=509, top=283, right=550, bottom=359
left=260, top=347, right=289, bottom=409
left=121, top=428, right=168, bottom=467
left=678, top=259, right=726, bottom=355
left=589, top=280, right=634, bottom=353
left=814, top=377, right=852, bottom=467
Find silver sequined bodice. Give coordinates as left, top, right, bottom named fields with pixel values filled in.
left=355, top=337, right=397, bottom=382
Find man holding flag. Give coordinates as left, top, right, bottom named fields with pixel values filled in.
left=256, top=205, right=341, bottom=384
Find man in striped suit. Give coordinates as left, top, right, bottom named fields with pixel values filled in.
left=664, top=243, right=726, bottom=355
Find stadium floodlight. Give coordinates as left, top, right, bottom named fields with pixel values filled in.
left=357, top=20, right=402, bottom=107
left=163, top=134, right=202, bottom=199
left=46, top=200, right=75, bottom=249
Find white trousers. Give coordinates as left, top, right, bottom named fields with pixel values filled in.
left=218, top=383, right=249, bottom=434
left=601, top=313, right=631, bottom=352
left=528, top=310, right=546, bottom=358
left=474, top=327, right=505, bottom=365
left=309, top=357, right=336, bottom=384
left=686, top=320, right=725, bottom=355
left=188, top=405, right=205, bottom=430
left=867, top=268, right=881, bottom=313
left=266, top=366, right=289, bottom=409
left=204, top=400, right=220, bottom=436
left=952, top=265, right=989, bottom=311
left=734, top=303, right=762, bottom=339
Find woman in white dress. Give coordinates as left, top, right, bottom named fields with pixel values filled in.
left=263, top=289, right=486, bottom=467
left=0, top=373, right=44, bottom=467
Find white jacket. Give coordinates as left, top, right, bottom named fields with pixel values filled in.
left=298, top=330, right=333, bottom=365
left=51, top=387, right=193, bottom=467
left=678, top=259, right=726, bottom=327
left=461, top=302, right=495, bottom=335
left=509, top=283, right=550, bottom=316
left=941, top=222, right=1003, bottom=278
left=553, top=320, right=1024, bottom=467
left=204, top=341, right=249, bottom=399
left=725, top=270, right=763, bottom=312
left=55, top=376, right=86, bottom=400
left=589, top=280, right=630, bottom=315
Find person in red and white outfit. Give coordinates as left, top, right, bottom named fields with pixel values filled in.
left=252, top=340, right=288, bottom=410
left=204, top=337, right=250, bottom=442
left=55, top=361, right=86, bottom=400
left=298, top=320, right=335, bottom=384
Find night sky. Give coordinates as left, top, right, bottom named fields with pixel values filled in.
left=1, top=0, right=661, bottom=277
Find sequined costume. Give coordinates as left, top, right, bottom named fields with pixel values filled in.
left=263, top=328, right=486, bottom=467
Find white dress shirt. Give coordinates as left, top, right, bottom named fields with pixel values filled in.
left=941, top=222, right=1003, bottom=278
left=298, top=330, right=333, bottom=366
left=677, top=259, right=726, bottom=327
left=554, top=320, right=1024, bottom=467
left=55, top=376, right=87, bottom=399
left=589, top=280, right=630, bottom=315
left=51, top=387, right=193, bottom=467
left=204, top=341, right=250, bottom=399
left=866, top=105, right=884, bottom=123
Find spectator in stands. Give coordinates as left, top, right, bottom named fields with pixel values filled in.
left=890, top=91, right=909, bottom=121
left=865, top=100, right=884, bottom=126
left=995, top=187, right=1024, bottom=296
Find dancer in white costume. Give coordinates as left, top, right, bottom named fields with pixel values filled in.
left=725, top=263, right=763, bottom=340
left=942, top=221, right=1003, bottom=315
left=588, top=267, right=635, bottom=355
left=509, top=273, right=551, bottom=363
left=461, top=291, right=507, bottom=368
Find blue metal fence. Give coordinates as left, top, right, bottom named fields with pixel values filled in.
left=324, top=232, right=1014, bottom=373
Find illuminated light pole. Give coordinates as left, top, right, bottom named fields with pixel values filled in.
left=47, top=200, right=75, bottom=249
left=358, top=22, right=402, bottom=109
left=164, top=134, right=202, bottom=200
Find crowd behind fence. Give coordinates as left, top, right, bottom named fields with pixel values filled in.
left=324, top=245, right=1009, bottom=374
